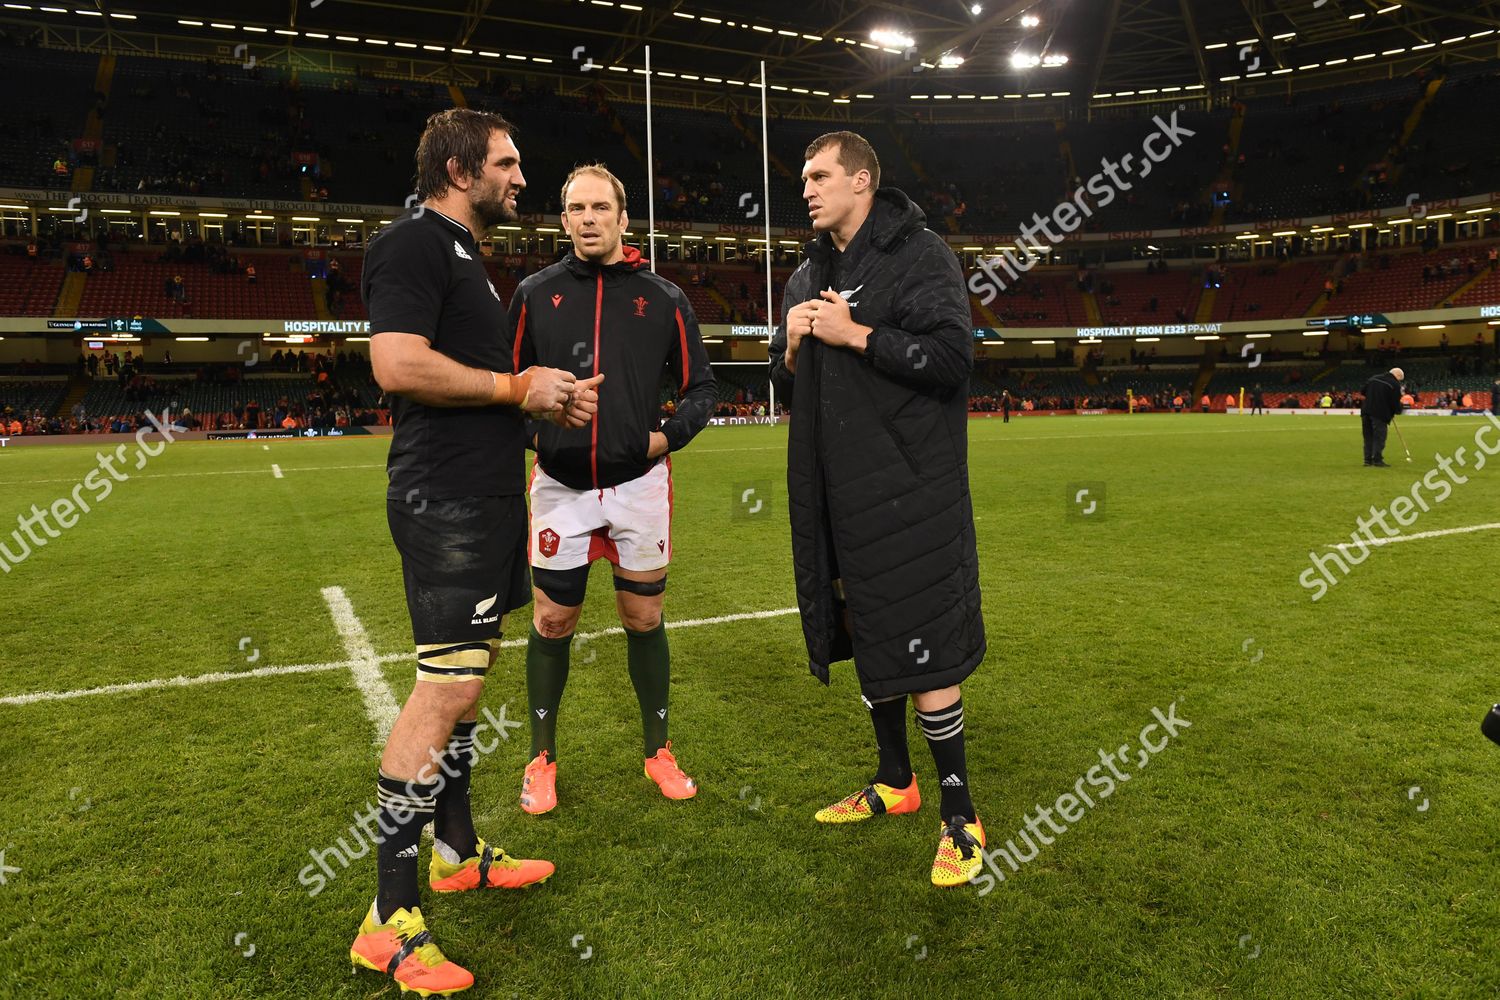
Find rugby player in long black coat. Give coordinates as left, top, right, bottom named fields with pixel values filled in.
left=768, top=131, right=987, bottom=888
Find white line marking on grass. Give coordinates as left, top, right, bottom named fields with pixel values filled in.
left=321, top=585, right=401, bottom=743
left=1325, top=522, right=1500, bottom=551
left=0, top=659, right=366, bottom=706
left=0, top=607, right=801, bottom=707
left=497, top=606, right=801, bottom=647
left=272, top=464, right=283, bottom=478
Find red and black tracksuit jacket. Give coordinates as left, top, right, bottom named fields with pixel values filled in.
left=507, top=247, right=717, bottom=491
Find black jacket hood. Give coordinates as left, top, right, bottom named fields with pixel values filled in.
left=805, top=187, right=927, bottom=261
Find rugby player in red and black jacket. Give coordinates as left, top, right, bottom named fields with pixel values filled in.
left=503, top=164, right=715, bottom=817
left=508, top=212, right=715, bottom=490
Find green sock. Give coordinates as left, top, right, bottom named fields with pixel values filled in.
left=626, top=621, right=671, bottom=757
left=526, top=624, right=572, bottom=761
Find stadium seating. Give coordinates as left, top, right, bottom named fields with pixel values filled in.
left=0, top=379, right=69, bottom=417
left=0, top=45, right=102, bottom=190
left=1210, top=260, right=1327, bottom=322
left=1314, top=244, right=1497, bottom=315
left=0, top=252, right=65, bottom=315
left=77, top=252, right=316, bottom=319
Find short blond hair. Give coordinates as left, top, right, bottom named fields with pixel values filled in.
left=560, top=164, right=627, bottom=214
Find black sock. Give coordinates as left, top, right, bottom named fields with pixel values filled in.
left=375, top=770, right=438, bottom=923
left=868, top=695, right=913, bottom=788
left=526, top=625, right=572, bottom=761
left=917, top=697, right=975, bottom=823
left=432, top=719, right=478, bottom=861
left=626, top=621, right=671, bottom=757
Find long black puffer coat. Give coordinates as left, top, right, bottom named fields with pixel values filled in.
left=768, top=188, right=986, bottom=698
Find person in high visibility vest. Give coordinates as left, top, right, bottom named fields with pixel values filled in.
left=1319, top=393, right=1333, bottom=408
left=1224, top=393, right=1236, bottom=410
left=1200, top=393, right=1211, bottom=412
left=246, top=264, right=257, bottom=284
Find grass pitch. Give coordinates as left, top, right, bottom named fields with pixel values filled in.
left=1, top=414, right=1498, bottom=999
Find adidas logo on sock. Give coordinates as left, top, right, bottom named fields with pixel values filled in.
left=941, top=773, right=964, bottom=787
left=396, top=845, right=419, bottom=859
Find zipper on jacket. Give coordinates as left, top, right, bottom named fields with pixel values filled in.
left=590, top=272, right=604, bottom=489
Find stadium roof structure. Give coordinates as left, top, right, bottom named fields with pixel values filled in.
left=8, top=0, right=1500, bottom=117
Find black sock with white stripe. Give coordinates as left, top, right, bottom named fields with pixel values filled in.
left=375, top=770, right=438, bottom=923
left=868, top=694, right=913, bottom=788
left=433, top=720, right=478, bottom=862
left=917, top=698, right=975, bottom=823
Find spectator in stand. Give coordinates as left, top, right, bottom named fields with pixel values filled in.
left=1199, top=393, right=1211, bottom=413
left=247, top=263, right=257, bottom=285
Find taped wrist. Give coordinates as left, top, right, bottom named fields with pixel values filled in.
left=491, top=368, right=536, bottom=407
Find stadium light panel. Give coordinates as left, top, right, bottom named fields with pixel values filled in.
left=1031, top=340, right=1055, bottom=345
left=1021, top=14, right=1040, bottom=27
left=1246, top=333, right=1273, bottom=339
left=1204, top=42, right=1229, bottom=50
left=1135, top=337, right=1161, bottom=342
left=1418, top=324, right=1445, bottom=330
left=1375, top=3, right=1401, bottom=12
left=199, top=212, right=229, bottom=218
left=1011, top=52, right=1041, bottom=69
left=870, top=30, right=915, bottom=49
left=1302, top=331, right=1329, bottom=337
left=1193, top=335, right=1221, bottom=341
left=175, top=337, right=209, bottom=342
left=1425, top=213, right=1452, bottom=220
left=99, top=209, right=132, bottom=215
left=1410, top=43, right=1434, bottom=50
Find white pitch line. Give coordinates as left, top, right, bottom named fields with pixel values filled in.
left=0, top=659, right=364, bottom=706
left=1325, top=522, right=1500, bottom=551
left=321, top=585, right=402, bottom=743
left=0, top=607, right=802, bottom=707
left=272, top=464, right=283, bottom=479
